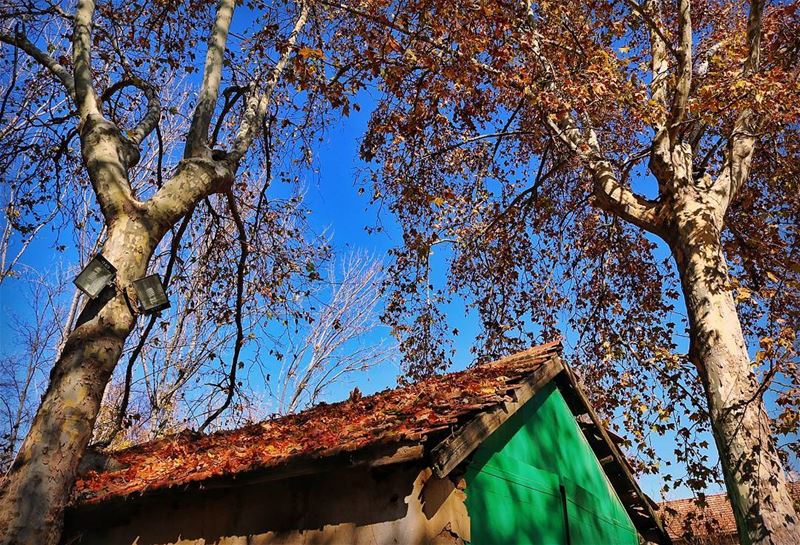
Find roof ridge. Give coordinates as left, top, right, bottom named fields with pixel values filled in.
left=478, top=340, right=562, bottom=367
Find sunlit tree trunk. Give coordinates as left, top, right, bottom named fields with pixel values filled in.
left=670, top=188, right=800, bottom=545
left=0, top=219, right=155, bottom=545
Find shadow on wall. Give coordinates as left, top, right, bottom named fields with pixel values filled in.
left=63, top=463, right=423, bottom=545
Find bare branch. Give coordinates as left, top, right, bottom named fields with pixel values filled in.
left=199, top=190, right=248, bottom=431
left=228, top=1, right=310, bottom=166
left=185, top=0, right=237, bottom=158
left=279, top=254, right=391, bottom=414
left=0, top=29, right=76, bottom=100
left=100, top=78, right=161, bottom=146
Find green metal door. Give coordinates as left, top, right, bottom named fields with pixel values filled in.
left=466, top=454, right=567, bottom=545
left=562, top=477, right=639, bottom=545
left=465, top=382, right=639, bottom=545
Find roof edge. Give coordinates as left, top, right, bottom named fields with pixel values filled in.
left=555, top=359, right=672, bottom=545
left=430, top=352, right=564, bottom=477
left=70, top=439, right=425, bottom=511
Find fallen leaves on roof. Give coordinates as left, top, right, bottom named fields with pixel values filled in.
left=73, top=341, right=561, bottom=505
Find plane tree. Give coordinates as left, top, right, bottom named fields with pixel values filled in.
left=341, top=1, right=800, bottom=543
left=0, top=0, right=365, bottom=543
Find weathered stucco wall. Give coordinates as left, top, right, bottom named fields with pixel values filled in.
left=62, top=462, right=470, bottom=545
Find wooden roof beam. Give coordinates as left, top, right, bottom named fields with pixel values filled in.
left=554, top=363, right=672, bottom=544
left=429, top=356, right=564, bottom=478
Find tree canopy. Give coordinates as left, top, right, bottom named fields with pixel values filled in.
left=338, top=0, right=800, bottom=496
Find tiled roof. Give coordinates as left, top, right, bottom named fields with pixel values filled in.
left=660, top=482, right=800, bottom=542
left=73, top=341, right=562, bottom=505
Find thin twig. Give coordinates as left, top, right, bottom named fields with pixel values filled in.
left=199, top=190, right=248, bottom=431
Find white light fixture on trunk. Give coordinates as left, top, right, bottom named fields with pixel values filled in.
left=132, top=274, right=170, bottom=314
left=73, top=255, right=117, bottom=298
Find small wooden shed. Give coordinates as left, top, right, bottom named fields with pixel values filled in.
left=64, top=342, right=669, bottom=545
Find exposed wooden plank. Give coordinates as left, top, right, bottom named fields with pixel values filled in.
left=370, top=444, right=425, bottom=467
left=430, top=357, right=564, bottom=478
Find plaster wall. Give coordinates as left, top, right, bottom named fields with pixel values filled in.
left=62, top=462, right=470, bottom=545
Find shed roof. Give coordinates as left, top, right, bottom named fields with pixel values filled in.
left=74, top=342, right=559, bottom=504
left=660, top=482, right=800, bottom=543
left=72, top=341, right=669, bottom=543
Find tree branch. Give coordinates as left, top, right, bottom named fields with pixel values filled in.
left=521, top=1, right=666, bottom=235
left=125, top=82, right=160, bottom=146
left=210, top=85, right=248, bottom=147
left=199, top=190, right=248, bottom=431
left=743, top=0, right=764, bottom=77
left=185, top=0, right=237, bottom=158
left=228, top=1, right=310, bottom=166
left=668, top=0, right=693, bottom=141
left=0, top=29, right=76, bottom=100
left=713, top=0, right=765, bottom=216
left=624, top=0, right=678, bottom=61
left=72, top=0, right=101, bottom=121
left=548, top=115, right=665, bottom=236
left=638, top=0, right=670, bottom=119
left=146, top=158, right=232, bottom=236
left=69, top=0, right=142, bottom=221
left=427, top=130, right=537, bottom=158
left=101, top=77, right=161, bottom=146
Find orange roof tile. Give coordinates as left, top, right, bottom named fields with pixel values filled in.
left=660, top=482, right=800, bottom=542
left=73, top=341, right=561, bottom=505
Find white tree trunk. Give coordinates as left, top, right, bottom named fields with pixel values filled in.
left=671, top=189, right=800, bottom=545
left=0, top=219, right=154, bottom=545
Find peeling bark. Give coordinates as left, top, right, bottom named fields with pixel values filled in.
left=669, top=188, right=800, bottom=545
left=0, top=220, right=155, bottom=545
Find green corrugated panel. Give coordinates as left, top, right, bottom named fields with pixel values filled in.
left=465, top=381, right=639, bottom=545
left=466, top=455, right=566, bottom=545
